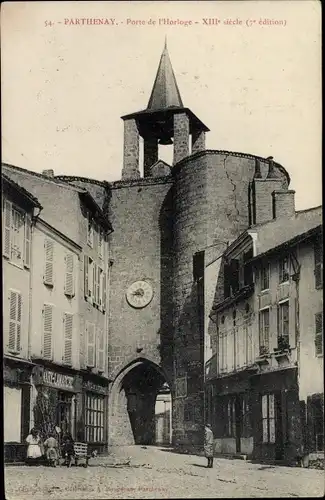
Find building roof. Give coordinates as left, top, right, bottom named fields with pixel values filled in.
left=2, top=163, right=113, bottom=232
left=147, top=39, right=184, bottom=111
left=252, top=205, right=322, bottom=258
left=1, top=173, right=42, bottom=209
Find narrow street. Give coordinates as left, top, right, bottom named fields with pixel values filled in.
left=5, top=446, right=324, bottom=499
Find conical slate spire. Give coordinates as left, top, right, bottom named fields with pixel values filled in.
left=147, top=40, right=184, bottom=110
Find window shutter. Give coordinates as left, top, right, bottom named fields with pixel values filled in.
left=44, top=239, right=54, bottom=286
left=63, top=313, right=73, bottom=364
left=64, top=253, right=74, bottom=296
left=97, top=328, right=105, bottom=372
left=86, top=323, right=96, bottom=367
left=24, top=216, right=32, bottom=268
left=43, top=304, right=53, bottom=359
left=93, top=263, right=97, bottom=305
left=8, top=290, right=22, bottom=353
left=84, top=255, right=89, bottom=299
left=3, top=200, right=12, bottom=258
left=102, top=272, right=106, bottom=312
left=315, top=312, right=323, bottom=356
left=97, top=266, right=101, bottom=307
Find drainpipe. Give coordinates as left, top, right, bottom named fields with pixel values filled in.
left=28, top=206, right=42, bottom=359
left=292, top=263, right=302, bottom=454
left=28, top=206, right=42, bottom=428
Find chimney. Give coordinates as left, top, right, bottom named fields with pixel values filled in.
left=42, top=169, right=54, bottom=178
left=252, top=157, right=284, bottom=224
left=272, top=190, right=296, bottom=219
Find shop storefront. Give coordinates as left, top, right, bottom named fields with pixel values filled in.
left=82, top=376, right=109, bottom=454
left=4, top=357, right=34, bottom=462
left=32, top=366, right=82, bottom=443
left=250, top=367, right=302, bottom=464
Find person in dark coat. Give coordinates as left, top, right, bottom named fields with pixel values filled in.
left=61, top=432, right=75, bottom=466
left=204, top=424, right=214, bottom=468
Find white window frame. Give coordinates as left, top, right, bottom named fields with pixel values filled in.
left=279, top=256, right=290, bottom=284
left=278, top=299, right=290, bottom=346
left=98, top=228, right=103, bottom=259
left=11, top=205, right=25, bottom=267
left=86, top=322, right=96, bottom=368
left=259, top=307, right=270, bottom=355
left=262, top=393, right=275, bottom=444
left=260, top=262, right=270, bottom=292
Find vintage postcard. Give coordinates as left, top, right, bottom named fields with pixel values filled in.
left=2, top=1, right=323, bottom=499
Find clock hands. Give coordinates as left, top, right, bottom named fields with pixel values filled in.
left=132, top=288, right=145, bottom=297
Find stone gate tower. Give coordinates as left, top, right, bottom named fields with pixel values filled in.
left=106, top=40, right=290, bottom=447
left=58, top=42, right=290, bottom=447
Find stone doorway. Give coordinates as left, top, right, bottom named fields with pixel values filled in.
left=109, top=359, right=172, bottom=446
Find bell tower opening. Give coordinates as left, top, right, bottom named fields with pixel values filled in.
left=121, top=39, right=209, bottom=180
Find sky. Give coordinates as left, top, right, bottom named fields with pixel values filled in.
left=1, top=1, right=322, bottom=210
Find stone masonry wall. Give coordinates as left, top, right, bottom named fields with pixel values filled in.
left=108, top=179, right=174, bottom=381
left=173, top=113, right=190, bottom=165
left=122, top=119, right=140, bottom=180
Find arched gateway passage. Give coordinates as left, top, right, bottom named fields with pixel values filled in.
left=109, top=359, right=172, bottom=446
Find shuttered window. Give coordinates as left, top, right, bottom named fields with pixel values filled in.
left=84, top=255, right=89, bottom=299
left=101, top=272, right=106, bottom=312
left=63, top=313, right=73, bottom=365
left=259, top=308, right=270, bottom=355
left=86, top=322, right=96, bottom=367
left=3, top=200, right=12, bottom=258
left=24, top=216, right=31, bottom=268
left=97, top=266, right=101, bottom=308
left=8, top=290, right=22, bottom=354
left=44, top=239, right=54, bottom=286
left=43, top=304, right=53, bottom=359
left=315, top=312, right=323, bottom=356
left=11, top=207, right=25, bottom=265
left=97, top=328, right=105, bottom=372
left=64, top=253, right=74, bottom=297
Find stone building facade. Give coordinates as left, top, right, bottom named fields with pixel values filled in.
left=205, top=201, right=323, bottom=465
left=2, top=167, right=113, bottom=458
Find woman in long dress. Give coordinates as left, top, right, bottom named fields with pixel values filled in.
left=26, top=428, right=42, bottom=464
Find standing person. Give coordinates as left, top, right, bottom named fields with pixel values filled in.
left=44, top=433, right=59, bottom=467
left=204, top=423, right=214, bottom=468
left=62, top=432, right=75, bottom=467
left=26, top=428, right=42, bottom=465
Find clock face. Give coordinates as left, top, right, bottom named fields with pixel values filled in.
left=126, top=280, right=153, bottom=309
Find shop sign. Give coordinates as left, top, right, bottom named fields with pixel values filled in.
left=42, top=369, right=75, bottom=391
left=83, top=380, right=108, bottom=395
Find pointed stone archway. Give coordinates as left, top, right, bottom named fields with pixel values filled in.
left=108, top=358, right=172, bottom=446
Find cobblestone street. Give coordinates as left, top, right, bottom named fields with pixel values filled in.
left=5, top=446, right=324, bottom=499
